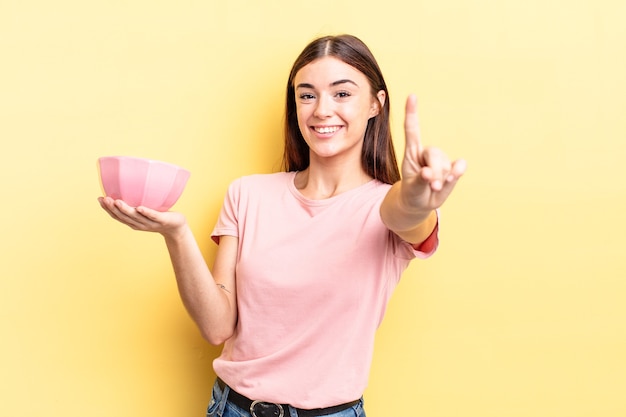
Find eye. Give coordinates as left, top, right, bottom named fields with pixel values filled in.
left=298, top=93, right=316, bottom=101
left=336, top=91, right=351, bottom=99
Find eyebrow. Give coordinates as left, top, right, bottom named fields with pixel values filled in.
left=295, top=79, right=359, bottom=89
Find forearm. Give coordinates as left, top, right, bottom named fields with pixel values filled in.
left=380, top=181, right=437, bottom=245
left=163, top=226, right=236, bottom=345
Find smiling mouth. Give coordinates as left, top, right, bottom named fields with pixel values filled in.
left=314, top=126, right=341, bottom=134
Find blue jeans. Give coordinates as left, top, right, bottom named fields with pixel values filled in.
left=206, top=379, right=366, bottom=417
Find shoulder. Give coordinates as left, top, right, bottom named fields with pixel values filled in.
left=353, top=179, right=392, bottom=204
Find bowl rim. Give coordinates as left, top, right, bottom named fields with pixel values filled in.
left=98, top=155, right=190, bottom=173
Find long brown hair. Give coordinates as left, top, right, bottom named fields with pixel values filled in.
left=282, top=34, right=400, bottom=184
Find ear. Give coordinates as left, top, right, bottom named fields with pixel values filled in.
left=369, top=90, right=386, bottom=118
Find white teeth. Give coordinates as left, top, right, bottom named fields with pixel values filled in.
left=315, top=126, right=340, bottom=134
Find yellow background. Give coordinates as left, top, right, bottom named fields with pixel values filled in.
left=1, top=1, right=625, bottom=416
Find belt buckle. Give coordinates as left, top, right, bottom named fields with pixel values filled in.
left=250, top=400, right=285, bottom=417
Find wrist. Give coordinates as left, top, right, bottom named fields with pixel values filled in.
left=162, top=221, right=191, bottom=243
left=398, top=181, right=431, bottom=217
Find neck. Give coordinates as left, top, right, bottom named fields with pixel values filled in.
left=294, top=161, right=372, bottom=200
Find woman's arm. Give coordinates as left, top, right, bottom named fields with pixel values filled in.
left=98, top=197, right=237, bottom=345
left=380, top=183, right=438, bottom=244
left=163, top=229, right=238, bottom=345
left=380, top=95, right=466, bottom=244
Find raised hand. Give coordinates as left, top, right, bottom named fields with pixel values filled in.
left=400, top=94, right=466, bottom=212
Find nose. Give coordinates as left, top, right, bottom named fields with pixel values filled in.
left=313, top=94, right=333, bottom=118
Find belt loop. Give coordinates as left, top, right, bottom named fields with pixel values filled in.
left=212, top=378, right=230, bottom=417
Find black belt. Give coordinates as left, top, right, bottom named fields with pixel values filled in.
left=216, top=377, right=360, bottom=417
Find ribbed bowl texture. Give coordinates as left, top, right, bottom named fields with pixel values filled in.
left=98, top=156, right=190, bottom=211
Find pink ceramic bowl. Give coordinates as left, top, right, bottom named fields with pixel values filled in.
left=98, top=156, right=190, bottom=211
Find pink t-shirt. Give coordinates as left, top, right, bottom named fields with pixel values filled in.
left=210, top=172, right=438, bottom=409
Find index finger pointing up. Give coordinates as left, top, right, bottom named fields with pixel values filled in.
left=404, top=94, right=424, bottom=155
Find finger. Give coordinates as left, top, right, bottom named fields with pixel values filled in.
left=135, top=205, right=163, bottom=222
left=109, top=199, right=152, bottom=230
left=434, top=159, right=466, bottom=195
left=419, top=167, right=445, bottom=191
left=113, top=200, right=150, bottom=223
left=113, top=198, right=136, bottom=215
left=404, top=94, right=424, bottom=161
left=437, top=159, right=466, bottom=195
left=99, top=197, right=158, bottom=231
left=421, top=147, right=452, bottom=191
left=99, top=200, right=135, bottom=228
left=447, top=158, right=467, bottom=182
left=98, top=196, right=124, bottom=220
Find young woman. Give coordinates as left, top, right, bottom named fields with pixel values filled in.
left=99, top=34, right=466, bottom=417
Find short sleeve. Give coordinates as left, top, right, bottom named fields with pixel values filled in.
left=412, top=220, right=439, bottom=258
left=393, top=210, right=440, bottom=260
left=211, top=179, right=241, bottom=244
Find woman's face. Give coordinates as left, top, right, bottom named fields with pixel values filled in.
left=293, top=57, right=385, bottom=165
